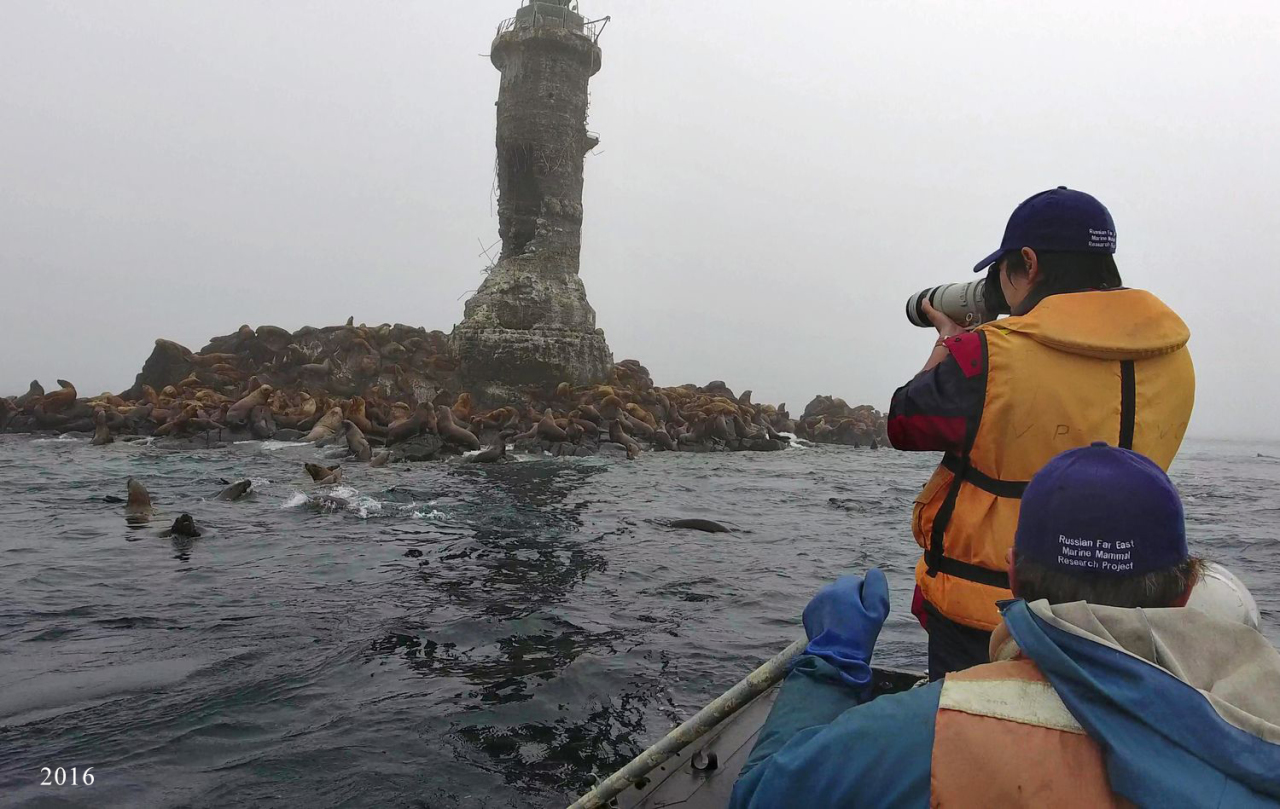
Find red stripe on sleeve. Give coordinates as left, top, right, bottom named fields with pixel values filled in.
left=944, top=332, right=985, bottom=379
left=888, top=413, right=967, bottom=451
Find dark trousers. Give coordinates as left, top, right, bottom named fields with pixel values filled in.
left=925, top=607, right=992, bottom=681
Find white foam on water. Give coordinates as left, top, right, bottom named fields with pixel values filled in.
left=257, top=440, right=311, bottom=452
left=33, top=434, right=82, bottom=444
left=779, top=432, right=814, bottom=449
left=411, top=509, right=448, bottom=520
left=324, top=484, right=381, bottom=519
left=351, top=497, right=382, bottom=519
left=281, top=492, right=309, bottom=509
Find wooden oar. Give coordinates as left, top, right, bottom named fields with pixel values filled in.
left=566, top=636, right=808, bottom=809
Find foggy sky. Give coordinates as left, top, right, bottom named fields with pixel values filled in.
left=3, top=0, right=1278, bottom=439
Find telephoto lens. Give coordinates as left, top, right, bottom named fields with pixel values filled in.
left=905, top=273, right=1008, bottom=328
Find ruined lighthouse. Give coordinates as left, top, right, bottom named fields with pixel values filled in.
left=453, top=0, right=613, bottom=404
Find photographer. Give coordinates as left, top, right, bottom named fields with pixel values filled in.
left=887, top=187, right=1195, bottom=678
left=730, top=444, right=1280, bottom=809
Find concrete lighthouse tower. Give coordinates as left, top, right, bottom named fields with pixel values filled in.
left=453, top=0, right=613, bottom=403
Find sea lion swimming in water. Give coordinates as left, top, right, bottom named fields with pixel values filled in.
left=436, top=406, right=480, bottom=451
left=304, top=462, right=342, bottom=485
left=91, top=408, right=113, bottom=446
left=668, top=518, right=731, bottom=533
left=124, top=477, right=155, bottom=522
left=160, top=513, right=201, bottom=538
left=369, top=450, right=391, bottom=468
left=343, top=420, right=372, bottom=461
left=304, top=406, right=345, bottom=444
left=216, top=479, right=253, bottom=501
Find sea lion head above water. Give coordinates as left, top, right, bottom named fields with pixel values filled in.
left=216, top=479, right=253, bottom=501
left=125, top=477, right=153, bottom=516
left=91, top=408, right=113, bottom=446
left=304, top=462, right=342, bottom=484
left=161, top=513, right=201, bottom=538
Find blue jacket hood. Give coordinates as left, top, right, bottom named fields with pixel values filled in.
left=1002, top=599, right=1280, bottom=807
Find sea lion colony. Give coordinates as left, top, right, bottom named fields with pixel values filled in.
left=0, top=322, right=889, bottom=461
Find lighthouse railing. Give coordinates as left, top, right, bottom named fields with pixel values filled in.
left=494, top=10, right=607, bottom=43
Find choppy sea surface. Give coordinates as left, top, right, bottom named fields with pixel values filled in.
left=1, top=434, right=1277, bottom=808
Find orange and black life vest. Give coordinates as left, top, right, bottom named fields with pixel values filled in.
left=912, top=289, right=1195, bottom=631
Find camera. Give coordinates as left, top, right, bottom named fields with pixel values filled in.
left=905, top=272, right=1009, bottom=329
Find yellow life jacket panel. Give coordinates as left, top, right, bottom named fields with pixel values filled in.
left=914, top=289, right=1195, bottom=630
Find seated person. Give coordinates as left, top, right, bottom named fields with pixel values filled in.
left=731, top=443, right=1280, bottom=808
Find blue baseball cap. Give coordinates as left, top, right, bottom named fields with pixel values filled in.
left=973, top=187, right=1117, bottom=272
left=1015, top=442, right=1187, bottom=577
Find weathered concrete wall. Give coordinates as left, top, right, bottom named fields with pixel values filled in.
left=454, top=14, right=612, bottom=404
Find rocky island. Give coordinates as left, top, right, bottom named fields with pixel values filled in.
left=0, top=1, right=888, bottom=461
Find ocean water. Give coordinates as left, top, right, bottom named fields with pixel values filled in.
left=1, top=435, right=1276, bottom=808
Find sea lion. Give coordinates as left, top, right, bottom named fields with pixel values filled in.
left=91, top=408, right=113, bottom=446
left=464, top=437, right=506, bottom=464
left=625, top=403, right=657, bottom=428
left=436, top=406, right=480, bottom=451
left=304, top=462, right=342, bottom=485
left=159, top=513, right=201, bottom=538
left=535, top=409, right=569, bottom=442
left=216, top=479, right=253, bottom=501
left=564, top=420, right=583, bottom=443
left=343, top=420, right=372, bottom=461
left=609, top=419, right=642, bottom=459
left=15, top=380, right=44, bottom=411
left=652, top=428, right=677, bottom=452
left=227, top=384, right=273, bottom=425
left=733, top=414, right=762, bottom=440
left=379, top=342, right=406, bottom=360
left=153, top=404, right=199, bottom=437
left=599, top=395, right=624, bottom=421
left=622, top=412, right=655, bottom=440
left=668, top=518, right=731, bottom=533
left=249, top=404, right=276, bottom=440
left=125, top=477, right=154, bottom=518
left=40, top=380, right=77, bottom=414
left=304, top=406, right=345, bottom=443
left=347, top=397, right=378, bottom=436
left=369, top=450, right=391, bottom=468
left=387, top=402, right=436, bottom=444
left=451, top=393, right=474, bottom=422
left=275, top=392, right=316, bottom=428
left=0, top=398, right=16, bottom=432
left=711, top=414, right=734, bottom=442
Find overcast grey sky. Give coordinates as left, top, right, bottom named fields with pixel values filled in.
left=3, top=1, right=1277, bottom=439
